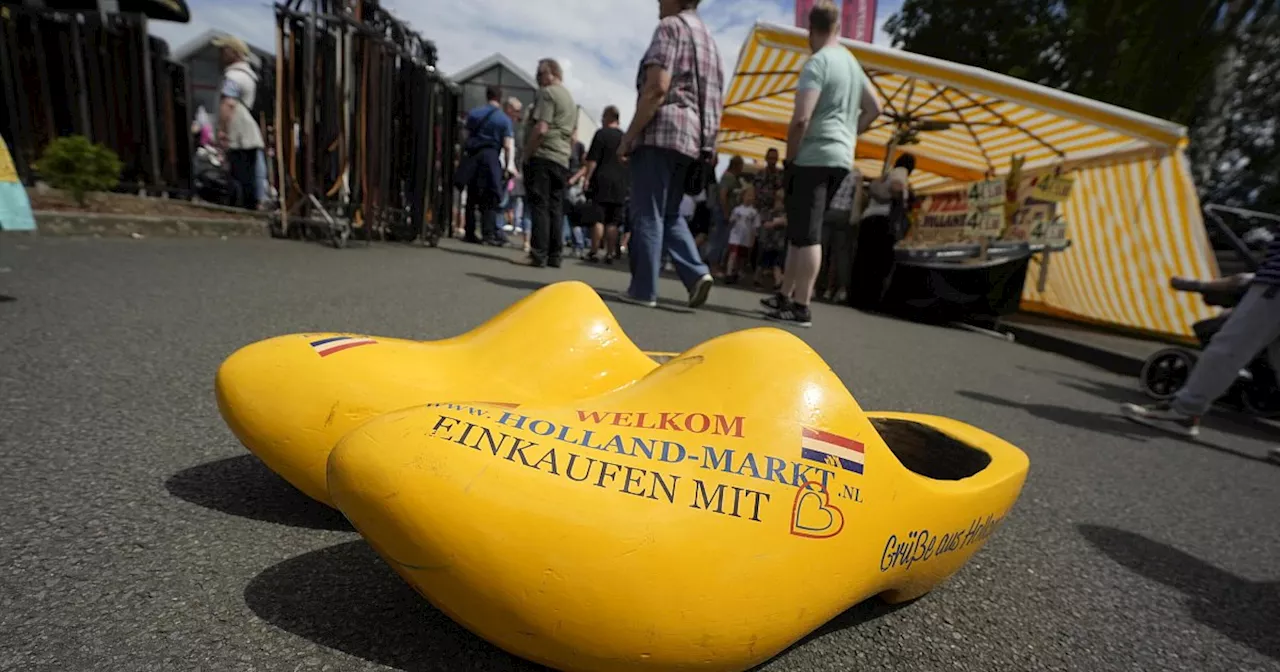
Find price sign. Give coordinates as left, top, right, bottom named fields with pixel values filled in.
left=965, top=206, right=1005, bottom=237
left=1009, top=204, right=1052, bottom=242
left=967, top=179, right=1006, bottom=208
left=1031, top=175, right=1075, bottom=203
left=1044, top=216, right=1069, bottom=242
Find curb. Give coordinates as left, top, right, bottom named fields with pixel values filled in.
left=1002, top=322, right=1147, bottom=377
left=18, top=212, right=269, bottom=238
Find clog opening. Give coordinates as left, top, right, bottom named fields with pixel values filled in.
left=871, top=418, right=992, bottom=481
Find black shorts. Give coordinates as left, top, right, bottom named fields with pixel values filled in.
left=784, top=165, right=850, bottom=247
left=600, top=202, right=625, bottom=227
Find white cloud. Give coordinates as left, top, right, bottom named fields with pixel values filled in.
left=151, top=0, right=900, bottom=127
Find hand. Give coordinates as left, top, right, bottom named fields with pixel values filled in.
left=618, top=134, right=636, bottom=161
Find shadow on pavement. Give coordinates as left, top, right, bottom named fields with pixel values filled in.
left=746, top=598, right=909, bottom=671
left=0, top=294, right=14, bottom=302
left=244, top=539, right=547, bottom=672
left=246, top=539, right=901, bottom=672
left=956, top=389, right=1276, bottom=464
left=1079, top=524, right=1280, bottom=662
left=955, top=390, right=1159, bottom=441
left=165, top=455, right=352, bottom=531
left=1016, top=365, right=1280, bottom=444
left=465, top=272, right=759, bottom=320
left=433, top=242, right=520, bottom=265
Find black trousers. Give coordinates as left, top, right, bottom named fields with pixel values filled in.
left=848, top=214, right=898, bottom=310
left=464, top=189, right=502, bottom=243
left=226, top=148, right=258, bottom=209
left=526, top=157, right=569, bottom=265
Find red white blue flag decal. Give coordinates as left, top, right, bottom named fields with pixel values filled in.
left=310, top=336, right=377, bottom=357
left=800, top=426, right=865, bottom=475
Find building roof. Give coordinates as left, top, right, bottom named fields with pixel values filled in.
left=170, top=29, right=274, bottom=67
left=450, top=53, right=538, bottom=90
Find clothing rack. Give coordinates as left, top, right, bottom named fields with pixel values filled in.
left=272, top=0, right=460, bottom=248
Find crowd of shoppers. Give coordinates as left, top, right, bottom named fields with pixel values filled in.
left=452, top=0, right=913, bottom=326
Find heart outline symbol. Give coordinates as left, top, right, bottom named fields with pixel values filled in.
left=790, top=480, right=844, bottom=539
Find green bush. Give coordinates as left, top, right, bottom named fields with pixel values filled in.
left=35, top=135, right=123, bottom=206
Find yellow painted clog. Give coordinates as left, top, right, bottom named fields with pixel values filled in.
left=327, top=327, right=1030, bottom=672
left=215, top=281, right=660, bottom=506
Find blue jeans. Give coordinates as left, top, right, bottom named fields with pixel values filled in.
left=626, top=146, right=710, bottom=301
left=563, top=215, right=585, bottom=249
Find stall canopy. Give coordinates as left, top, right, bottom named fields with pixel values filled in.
left=719, top=22, right=1220, bottom=340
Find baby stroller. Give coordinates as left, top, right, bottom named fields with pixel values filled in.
left=1139, top=274, right=1280, bottom=417
left=192, top=145, right=238, bottom=206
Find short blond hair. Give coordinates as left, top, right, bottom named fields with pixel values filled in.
left=809, top=0, right=840, bottom=34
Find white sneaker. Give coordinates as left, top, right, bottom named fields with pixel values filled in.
left=1120, top=402, right=1201, bottom=438
left=688, top=274, right=713, bottom=308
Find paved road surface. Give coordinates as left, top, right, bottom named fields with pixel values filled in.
left=1, top=236, right=1277, bottom=672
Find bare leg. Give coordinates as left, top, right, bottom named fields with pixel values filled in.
left=790, top=244, right=824, bottom=306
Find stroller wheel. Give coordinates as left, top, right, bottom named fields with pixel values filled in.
left=1239, top=380, right=1280, bottom=418
left=1140, top=348, right=1197, bottom=400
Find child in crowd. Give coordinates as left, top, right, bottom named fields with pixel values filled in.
left=726, top=185, right=760, bottom=284
left=755, top=188, right=788, bottom=289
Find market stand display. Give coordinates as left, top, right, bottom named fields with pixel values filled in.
left=716, top=22, right=1219, bottom=340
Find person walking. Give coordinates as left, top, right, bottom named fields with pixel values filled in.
left=577, top=105, right=630, bottom=263
left=1122, top=239, right=1280, bottom=456
left=762, top=1, right=881, bottom=327
left=521, top=59, right=578, bottom=268
left=617, top=0, right=720, bottom=309
left=212, top=35, right=265, bottom=210
left=456, top=85, right=518, bottom=245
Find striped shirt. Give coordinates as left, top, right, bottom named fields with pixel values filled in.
left=1254, top=239, right=1280, bottom=286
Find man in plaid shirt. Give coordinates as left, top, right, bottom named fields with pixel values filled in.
left=617, top=0, right=721, bottom=309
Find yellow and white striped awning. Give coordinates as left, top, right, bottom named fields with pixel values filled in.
left=719, top=22, right=1189, bottom=191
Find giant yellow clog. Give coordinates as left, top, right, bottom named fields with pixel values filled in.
left=327, top=327, right=1030, bottom=672
left=215, top=281, right=660, bottom=506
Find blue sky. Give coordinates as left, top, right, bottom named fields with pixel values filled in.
left=152, top=0, right=904, bottom=124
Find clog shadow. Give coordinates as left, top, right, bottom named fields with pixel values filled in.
left=165, top=455, right=353, bottom=531
left=244, top=539, right=547, bottom=671
left=247, top=540, right=905, bottom=671
left=1079, top=524, right=1280, bottom=661
left=0, top=294, right=15, bottom=302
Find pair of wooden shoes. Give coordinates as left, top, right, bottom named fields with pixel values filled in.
left=216, top=281, right=1029, bottom=672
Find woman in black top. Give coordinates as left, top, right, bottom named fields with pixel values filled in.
left=575, top=106, right=630, bottom=263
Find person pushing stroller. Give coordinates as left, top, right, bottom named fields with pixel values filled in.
left=1123, top=237, right=1280, bottom=461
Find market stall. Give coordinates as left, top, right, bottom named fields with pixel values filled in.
left=717, top=22, right=1219, bottom=340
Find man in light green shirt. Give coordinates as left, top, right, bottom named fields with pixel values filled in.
left=521, top=58, right=578, bottom=267
left=762, top=0, right=881, bottom=327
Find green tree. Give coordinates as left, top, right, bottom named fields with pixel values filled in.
left=885, top=0, right=1280, bottom=210
left=883, top=0, right=1068, bottom=86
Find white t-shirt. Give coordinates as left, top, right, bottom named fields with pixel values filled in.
left=679, top=195, right=696, bottom=221
left=729, top=204, right=761, bottom=247
left=862, top=167, right=910, bottom=220
left=222, top=62, right=265, bottom=150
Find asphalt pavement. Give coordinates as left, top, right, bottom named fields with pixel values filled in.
left=1, top=235, right=1277, bottom=672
